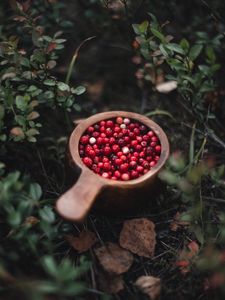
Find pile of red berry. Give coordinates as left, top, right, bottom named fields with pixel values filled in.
left=79, top=117, right=161, bottom=181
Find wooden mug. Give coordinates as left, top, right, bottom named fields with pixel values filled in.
left=56, top=111, right=169, bottom=222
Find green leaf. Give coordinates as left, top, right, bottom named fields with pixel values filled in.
left=139, top=21, right=149, bottom=34
left=0, top=105, right=5, bottom=119
left=132, top=24, right=141, bottom=35
left=180, top=39, right=190, bottom=51
left=39, top=206, right=55, bottom=223
left=42, top=256, right=58, bottom=278
left=43, top=79, right=56, bottom=86
left=166, top=43, right=185, bottom=55
left=16, top=95, right=27, bottom=111
left=189, top=44, right=203, bottom=61
left=55, top=38, right=67, bottom=44
left=71, top=86, right=86, bottom=95
left=206, top=46, right=216, bottom=63
left=8, top=210, right=22, bottom=226
left=57, top=82, right=70, bottom=92
left=150, top=28, right=165, bottom=42
left=29, top=183, right=42, bottom=200
left=145, top=109, right=175, bottom=120
left=26, top=128, right=39, bottom=137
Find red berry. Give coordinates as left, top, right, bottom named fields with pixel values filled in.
left=116, top=117, right=123, bottom=124
left=121, top=155, right=127, bottom=162
left=102, top=157, right=109, bottom=163
left=97, top=137, right=104, bottom=145
left=141, top=141, right=147, bottom=147
left=133, top=128, right=140, bottom=135
left=131, top=170, right=138, bottom=179
left=80, top=135, right=89, bottom=145
left=87, top=126, right=94, bottom=133
left=136, top=165, right=144, bottom=173
left=109, top=137, right=116, bottom=144
left=98, top=162, right=104, bottom=168
left=83, top=157, right=92, bottom=167
left=100, top=120, right=106, bottom=126
left=150, top=161, right=156, bottom=167
left=102, top=172, right=110, bottom=179
left=106, top=127, right=113, bottom=136
left=114, top=170, right=121, bottom=178
left=89, top=149, right=95, bottom=158
left=115, top=158, right=122, bottom=165
left=103, top=162, right=111, bottom=171
left=151, top=136, right=158, bottom=142
left=121, top=173, right=130, bottom=181
left=106, top=120, right=114, bottom=128
left=130, top=161, right=137, bottom=169
left=120, top=163, right=129, bottom=172
left=103, top=146, right=111, bottom=156
left=112, top=144, right=120, bottom=153
left=155, top=145, right=161, bottom=152
left=147, top=131, right=154, bottom=137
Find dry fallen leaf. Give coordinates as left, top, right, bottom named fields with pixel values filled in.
left=135, top=276, right=161, bottom=300
left=119, top=218, right=156, bottom=258
left=94, top=242, right=133, bottom=275
left=98, top=272, right=124, bottom=294
left=65, top=230, right=97, bottom=253
left=156, top=80, right=177, bottom=93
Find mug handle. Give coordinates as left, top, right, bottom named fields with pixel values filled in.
left=56, top=171, right=103, bottom=222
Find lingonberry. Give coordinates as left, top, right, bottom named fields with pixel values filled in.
left=80, top=135, right=89, bottom=145
left=116, top=117, right=123, bottom=124
left=112, top=144, right=120, bottom=153
left=103, top=146, right=111, bottom=155
left=155, top=145, right=161, bottom=152
left=87, top=126, right=94, bottom=134
left=79, top=116, right=161, bottom=181
left=121, top=173, right=130, bottom=181
left=150, top=161, right=156, bottom=167
left=114, top=170, right=121, bottom=178
left=83, top=157, right=92, bottom=167
left=120, top=163, right=129, bottom=172
left=136, top=165, right=144, bottom=173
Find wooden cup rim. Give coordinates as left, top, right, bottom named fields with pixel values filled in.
left=69, top=111, right=170, bottom=188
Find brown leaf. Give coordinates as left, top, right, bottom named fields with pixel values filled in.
left=135, top=276, right=161, bottom=300
left=10, top=127, right=24, bottom=137
left=94, top=242, right=133, bottom=275
left=119, top=218, right=156, bottom=258
left=98, top=272, right=124, bottom=294
left=24, top=216, right=39, bottom=226
left=27, top=111, right=40, bottom=120
left=65, top=230, right=97, bottom=253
